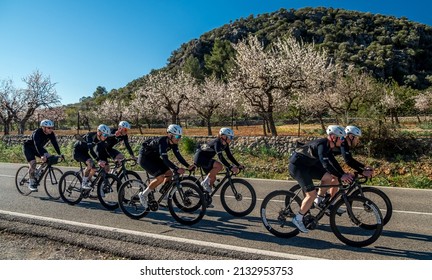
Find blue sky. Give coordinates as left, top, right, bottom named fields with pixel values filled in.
left=1, top=0, right=431, bottom=106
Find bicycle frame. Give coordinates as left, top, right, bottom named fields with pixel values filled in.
left=193, top=166, right=238, bottom=196
left=290, top=174, right=369, bottom=225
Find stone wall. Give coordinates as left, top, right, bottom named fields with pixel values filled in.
left=1, top=135, right=317, bottom=157
left=3, top=134, right=431, bottom=158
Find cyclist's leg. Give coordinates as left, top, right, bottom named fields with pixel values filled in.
left=289, top=163, right=323, bottom=232
left=138, top=154, right=169, bottom=206
left=199, top=159, right=221, bottom=190
left=319, top=172, right=340, bottom=204
left=24, top=146, right=37, bottom=179
left=74, top=149, right=95, bottom=188
left=111, top=148, right=124, bottom=162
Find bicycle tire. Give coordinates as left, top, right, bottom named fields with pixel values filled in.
left=330, top=196, right=383, bottom=247
left=118, top=179, right=149, bottom=219
left=220, top=178, right=256, bottom=217
left=168, top=181, right=206, bottom=225
left=59, top=171, right=83, bottom=205
left=288, top=184, right=302, bottom=196
left=97, top=173, right=121, bottom=210
left=15, top=166, right=32, bottom=196
left=350, top=187, right=393, bottom=226
left=118, top=170, right=142, bottom=183
left=181, top=175, right=201, bottom=187
left=260, top=190, right=302, bottom=238
left=43, top=167, right=63, bottom=200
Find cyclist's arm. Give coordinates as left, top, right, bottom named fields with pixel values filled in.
left=340, top=144, right=365, bottom=172
left=172, top=146, right=190, bottom=168
left=317, top=144, right=344, bottom=178
left=158, top=141, right=180, bottom=171
left=215, top=141, right=232, bottom=168
left=32, top=129, right=48, bottom=156
left=48, top=132, right=62, bottom=155
left=225, top=146, right=241, bottom=167
left=123, top=135, right=135, bottom=157
left=94, top=141, right=110, bottom=162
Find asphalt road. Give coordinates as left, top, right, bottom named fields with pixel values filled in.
left=0, top=162, right=431, bottom=260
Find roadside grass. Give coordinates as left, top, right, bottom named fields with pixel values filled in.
left=1, top=121, right=431, bottom=189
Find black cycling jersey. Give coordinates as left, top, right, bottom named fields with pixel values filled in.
left=73, top=132, right=109, bottom=162
left=333, top=141, right=365, bottom=172
left=140, top=136, right=190, bottom=171
left=195, top=137, right=240, bottom=168
left=291, top=138, right=345, bottom=178
left=105, top=128, right=135, bottom=157
left=23, top=128, right=61, bottom=157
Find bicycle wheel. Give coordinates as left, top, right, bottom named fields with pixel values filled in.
left=118, top=179, right=149, bottom=219
left=330, top=196, right=383, bottom=247
left=15, top=166, right=32, bottom=196
left=260, top=190, right=302, bottom=238
left=351, top=187, right=393, bottom=226
left=97, top=173, right=121, bottom=210
left=220, top=178, right=256, bottom=217
left=59, top=171, right=83, bottom=205
left=168, top=181, right=206, bottom=225
left=43, top=167, right=63, bottom=200
left=118, top=170, right=142, bottom=183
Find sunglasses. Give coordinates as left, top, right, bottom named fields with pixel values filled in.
left=45, top=127, right=54, bottom=130
left=226, top=135, right=234, bottom=140
left=340, top=136, right=345, bottom=141
left=174, top=134, right=182, bottom=139
left=102, top=133, right=109, bottom=137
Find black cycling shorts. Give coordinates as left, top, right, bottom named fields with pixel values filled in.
left=107, top=148, right=121, bottom=159
left=73, top=148, right=93, bottom=165
left=138, top=153, right=169, bottom=177
left=23, top=145, right=40, bottom=162
left=288, top=162, right=326, bottom=193
left=193, top=153, right=216, bottom=174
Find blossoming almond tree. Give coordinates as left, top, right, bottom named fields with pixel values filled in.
left=186, top=76, right=232, bottom=135
left=139, top=70, right=194, bottom=124
left=229, top=34, right=335, bottom=136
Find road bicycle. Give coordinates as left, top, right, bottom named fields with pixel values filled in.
left=181, top=166, right=256, bottom=217
left=118, top=171, right=207, bottom=225
left=58, top=161, right=121, bottom=210
left=109, top=157, right=142, bottom=183
left=260, top=173, right=383, bottom=247
left=15, top=155, right=64, bottom=199
left=288, top=174, right=393, bottom=226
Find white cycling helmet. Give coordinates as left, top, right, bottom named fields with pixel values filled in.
left=167, top=124, right=182, bottom=136
left=118, top=120, right=131, bottom=129
left=326, top=125, right=345, bottom=138
left=97, top=124, right=111, bottom=135
left=345, top=125, right=362, bottom=137
left=219, top=127, right=234, bottom=137
left=40, top=119, right=54, bottom=127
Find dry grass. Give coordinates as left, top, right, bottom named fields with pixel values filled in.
left=42, top=124, right=322, bottom=137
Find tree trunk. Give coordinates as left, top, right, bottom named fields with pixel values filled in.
left=3, top=124, right=10, bottom=135
left=267, top=113, right=278, bottom=136
left=297, top=111, right=301, bottom=137
left=206, top=117, right=212, bottom=136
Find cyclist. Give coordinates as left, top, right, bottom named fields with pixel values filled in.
left=288, top=125, right=353, bottom=233
left=325, top=125, right=374, bottom=199
left=72, top=124, right=111, bottom=190
left=106, top=120, right=136, bottom=163
left=193, top=127, right=244, bottom=204
left=23, top=119, right=62, bottom=191
left=342, top=125, right=374, bottom=178
left=137, top=124, right=195, bottom=208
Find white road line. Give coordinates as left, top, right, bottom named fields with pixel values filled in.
left=0, top=209, right=322, bottom=260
